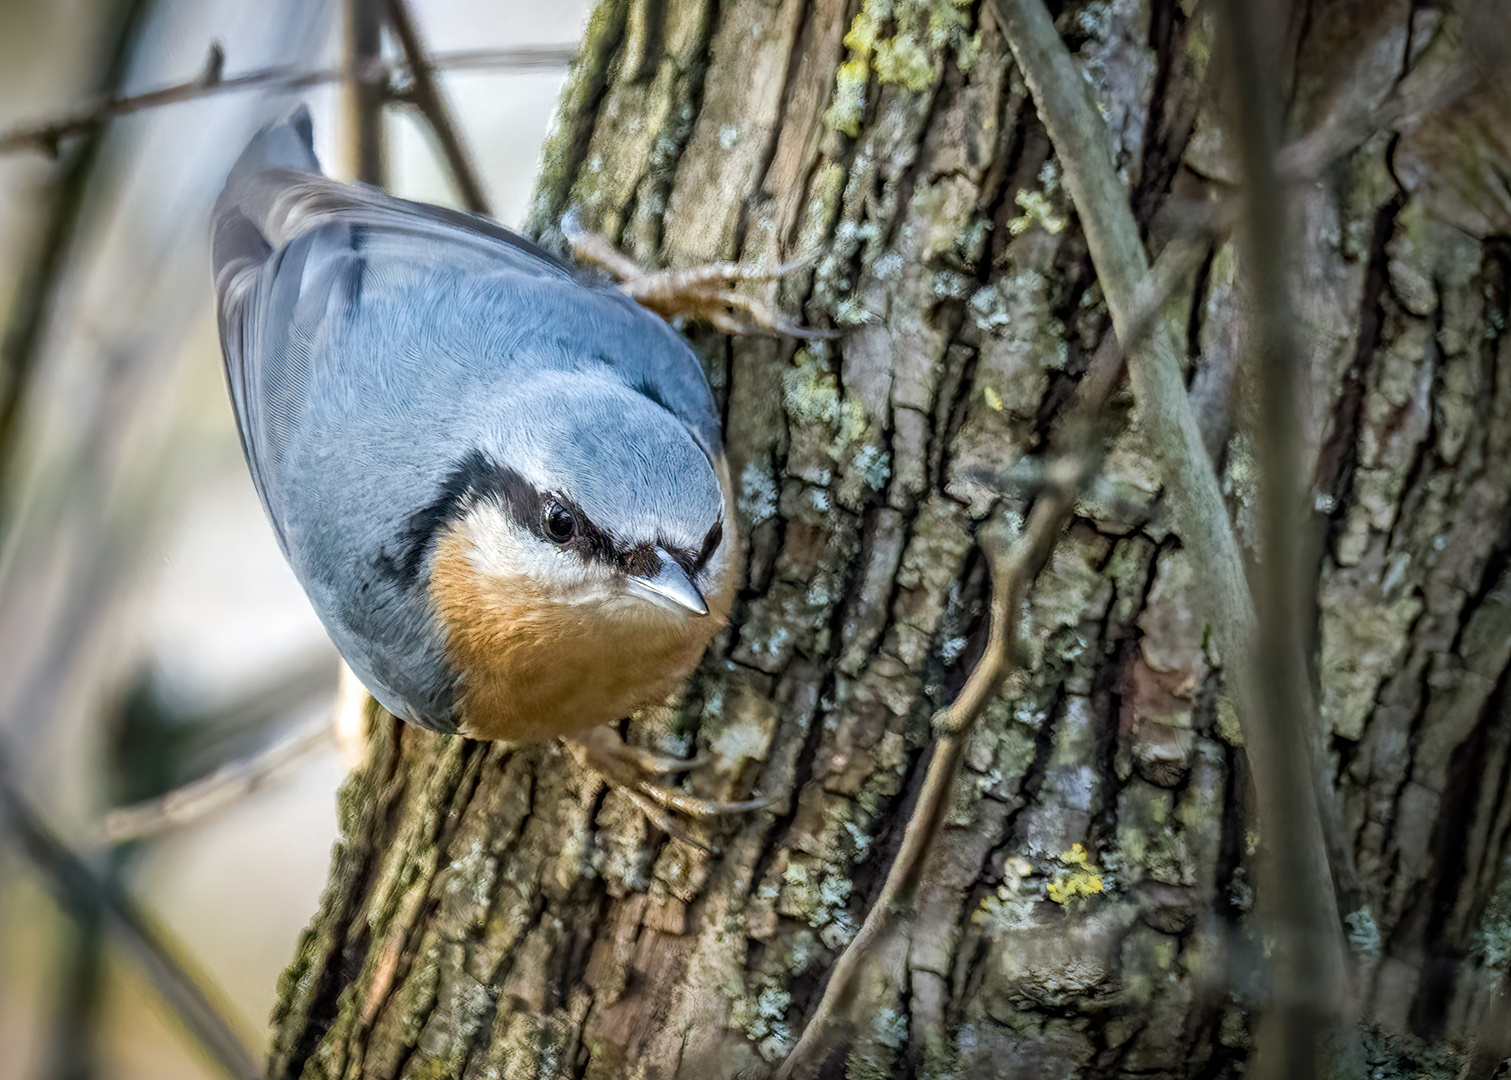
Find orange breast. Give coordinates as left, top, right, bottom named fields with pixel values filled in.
left=428, top=528, right=732, bottom=742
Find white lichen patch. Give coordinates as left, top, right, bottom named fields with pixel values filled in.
left=967, top=267, right=1069, bottom=383
left=738, top=457, right=779, bottom=523
left=778, top=859, right=856, bottom=935
left=833, top=295, right=878, bottom=326
left=1476, top=856, right=1511, bottom=967
left=782, top=349, right=851, bottom=428
left=974, top=854, right=1041, bottom=930
left=851, top=443, right=892, bottom=493
left=435, top=838, right=497, bottom=929
left=1346, top=907, right=1382, bottom=956
left=1026, top=536, right=1112, bottom=672
left=727, top=977, right=795, bottom=1060
left=705, top=713, right=769, bottom=773
left=780, top=348, right=888, bottom=511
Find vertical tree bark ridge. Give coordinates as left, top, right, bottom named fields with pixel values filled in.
left=267, top=1, right=1511, bottom=1077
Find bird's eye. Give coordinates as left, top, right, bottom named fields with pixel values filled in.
left=542, top=500, right=577, bottom=543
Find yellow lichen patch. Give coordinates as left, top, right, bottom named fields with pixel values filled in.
left=874, top=35, right=932, bottom=89
left=1008, top=188, right=1069, bottom=236
left=1046, top=843, right=1104, bottom=905
left=823, top=0, right=981, bottom=134
left=824, top=53, right=873, bottom=137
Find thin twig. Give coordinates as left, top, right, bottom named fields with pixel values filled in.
left=988, top=0, right=1351, bottom=1033
left=0, top=44, right=577, bottom=158
left=99, top=715, right=333, bottom=843
left=1275, top=40, right=1487, bottom=184
left=773, top=440, right=1096, bottom=1080
left=385, top=0, right=491, bottom=214
left=0, top=748, right=261, bottom=1080
left=773, top=523, right=1015, bottom=1080
left=775, top=228, right=1211, bottom=1080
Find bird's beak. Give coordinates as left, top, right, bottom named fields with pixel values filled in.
left=627, top=548, right=709, bottom=616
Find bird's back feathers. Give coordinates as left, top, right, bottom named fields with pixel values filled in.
left=211, top=108, right=727, bottom=733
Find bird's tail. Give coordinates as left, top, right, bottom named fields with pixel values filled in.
left=212, top=105, right=323, bottom=289
left=229, top=104, right=321, bottom=183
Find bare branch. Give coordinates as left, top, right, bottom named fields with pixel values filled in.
left=98, top=715, right=333, bottom=843
left=0, top=44, right=577, bottom=158
left=385, top=0, right=491, bottom=214
left=774, top=524, right=1015, bottom=1080
left=0, top=748, right=261, bottom=1080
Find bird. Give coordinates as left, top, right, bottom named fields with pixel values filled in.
left=211, top=107, right=747, bottom=812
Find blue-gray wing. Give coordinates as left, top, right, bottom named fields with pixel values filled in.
left=211, top=107, right=585, bottom=545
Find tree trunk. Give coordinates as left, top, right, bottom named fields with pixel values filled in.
left=266, top=1, right=1511, bottom=1077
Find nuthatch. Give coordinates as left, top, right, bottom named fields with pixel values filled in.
left=212, top=108, right=737, bottom=755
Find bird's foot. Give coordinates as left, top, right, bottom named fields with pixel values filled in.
left=562, top=214, right=835, bottom=340
left=566, top=725, right=770, bottom=851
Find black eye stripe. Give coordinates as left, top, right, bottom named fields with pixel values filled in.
left=692, top=519, right=723, bottom=574
left=387, top=450, right=531, bottom=584
left=620, top=542, right=661, bottom=578
left=383, top=450, right=722, bottom=585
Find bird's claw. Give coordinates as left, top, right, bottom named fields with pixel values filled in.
left=566, top=726, right=770, bottom=851
left=562, top=214, right=836, bottom=340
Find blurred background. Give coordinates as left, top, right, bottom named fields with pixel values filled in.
left=0, top=2, right=588, bottom=1076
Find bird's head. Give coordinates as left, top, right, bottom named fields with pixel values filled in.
left=415, top=376, right=735, bottom=737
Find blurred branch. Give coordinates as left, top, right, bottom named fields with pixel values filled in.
left=1216, top=0, right=1356, bottom=1075
left=385, top=0, right=491, bottom=214
left=986, top=0, right=1258, bottom=661
left=0, top=44, right=577, bottom=158
left=101, top=714, right=332, bottom=843
left=0, top=748, right=261, bottom=1080
left=100, top=652, right=338, bottom=841
left=43, top=846, right=116, bottom=1080
left=777, top=231, right=1211, bottom=1079
left=772, top=527, right=1033, bottom=1080
left=344, top=0, right=386, bottom=184
left=1275, top=9, right=1493, bottom=184
left=0, top=0, right=154, bottom=531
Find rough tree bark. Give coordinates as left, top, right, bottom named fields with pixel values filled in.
left=266, top=0, right=1511, bottom=1077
